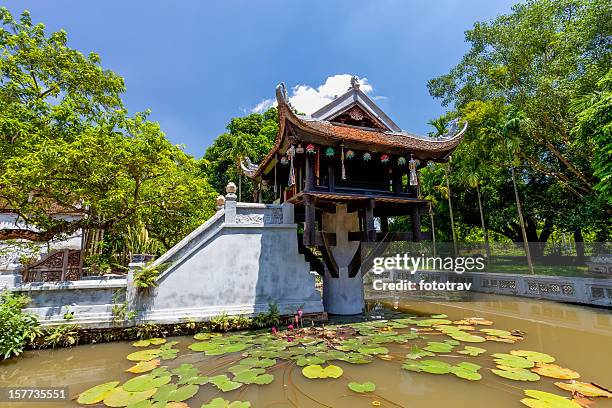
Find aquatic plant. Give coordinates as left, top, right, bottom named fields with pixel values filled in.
left=0, top=292, right=41, bottom=359
left=41, top=324, right=80, bottom=348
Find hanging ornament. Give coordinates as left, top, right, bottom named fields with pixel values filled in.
left=288, top=145, right=296, bottom=186
left=397, top=156, right=406, bottom=166
left=409, top=154, right=418, bottom=186
left=325, top=147, right=335, bottom=158
left=306, top=144, right=316, bottom=154
left=280, top=156, right=289, bottom=165
left=296, top=144, right=304, bottom=154
left=341, top=144, right=346, bottom=180
left=363, top=152, right=372, bottom=161
left=346, top=149, right=355, bottom=159
left=274, top=164, right=277, bottom=194
left=380, top=154, right=390, bottom=164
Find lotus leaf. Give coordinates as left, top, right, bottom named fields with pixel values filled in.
left=481, top=329, right=512, bottom=337
left=510, top=350, right=556, bottom=364
left=301, top=364, right=343, bottom=379
left=166, top=385, right=199, bottom=402
left=457, top=346, right=486, bottom=356
left=357, top=346, right=389, bottom=355
left=492, top=367, right=540, bottom=381
left=348, top=382, right=376, bottom=393
left=126, top=360, right=161, bottom=374
left=125, top=400, right=152, bottom=408
left=405, top=347, right=435, bottom=360
left=152, top=384, right=177, bottom=402
left=103, top=387, right=157, bottom=407
left=210, top=375, right=242, bottom=392
left=492, top=353, right=534, bottom=368
left=455, top=362, right=481, bottom=372
left=451, top=367, right=482, bottom=381
left=201, top=397, right=251, bottom=408
left=416, top=319, right=452, bottom=326
left=424, top=342, right=454, bottom=353
left=419, top=360, right=452, bottom=374
left=127, top=349, right=161, bottom=362
left=401, top=361, right=423, bottom=372
left=554, top=381, right=612, bottom=398
left=123, top=374, right=172, bottom=392
left=532, top=364, right=580, bottom=380
left=296, top=356, right=326, bottom=366
left=520, top=390, right=582, bottom=408
left=158, top=348, right=179, bottom=360
left=448, top=332, right=486, bottom=343
left=339, top=353, right=372, bottom=364
left=239, top=357, right=276, bottom=368
left=77, top=381, right=120, bottom=405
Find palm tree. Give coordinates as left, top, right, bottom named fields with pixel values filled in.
left=429, top=116, right=457, bottom=256
left=467, top=174, right=491, bottom=259
left=498, top=113, right=534, bottom=274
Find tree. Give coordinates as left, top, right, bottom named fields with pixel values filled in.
left=427, top=0, right=611, bottom=245
left=0, top=8, right=216, bottom=249
left=201, top=108, right=278, bottom=201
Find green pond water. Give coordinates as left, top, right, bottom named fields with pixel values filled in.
left=1, top=295, right=611, bottom=408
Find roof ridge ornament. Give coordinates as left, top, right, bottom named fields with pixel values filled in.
left=350, top=75, right=360, bottom=90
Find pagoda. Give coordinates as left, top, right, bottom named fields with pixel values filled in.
left=243, top=77, right=466, bottom=314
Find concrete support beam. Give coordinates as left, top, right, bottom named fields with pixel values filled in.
left=411, top=205, right=422, bottom=242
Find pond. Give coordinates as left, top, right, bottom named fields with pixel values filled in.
left=1, top=295, right=610, bottom=408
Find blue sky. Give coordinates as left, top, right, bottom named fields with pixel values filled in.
left=4, top=1, right=517, bottom=157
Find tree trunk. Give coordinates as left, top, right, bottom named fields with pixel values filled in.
left=574, top=228, right=585, bottom=262
left=510, top=166, right=534, bottom=274
left=444, top=164, right=458, bottom=256
left=476, top=183, right=490, bottom=259
left=429, top=202, right=437, bottom=258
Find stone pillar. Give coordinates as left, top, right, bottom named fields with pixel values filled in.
left=126, top=261, right=144, bottom=315
left=322, top=204, right=364, bottom=315
left=224, top=182, right=237, bottom=223
left=282, top=202, right=294, bottom=224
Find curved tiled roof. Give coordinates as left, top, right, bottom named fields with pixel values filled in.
left=250, top=83, right=467, bottom=178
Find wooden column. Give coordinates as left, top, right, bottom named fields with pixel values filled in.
left=380, top=216, right=389, bottom=233
left=327, top=161, right=335, bottom=192
left=392, top=168, right=402, bottom=195
left=305, top=154, right=315, bottom=191
left=303, top=194, right=316, bottom=247
left=411, top=205, right=422, bottom=242
left=365, top=199, right=376, bottom=242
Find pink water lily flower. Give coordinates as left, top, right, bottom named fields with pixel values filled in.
left=298, top=309, right=303, bottom=318
left=271, top=326, right=277, bottom=334
left=288, top=324, right=294, bottom=330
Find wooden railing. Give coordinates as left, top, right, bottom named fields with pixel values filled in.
left=315, top=176, right=415, bottom=197
left=22, top=249, right=83, bottom=283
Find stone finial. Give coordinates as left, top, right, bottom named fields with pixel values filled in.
left=216, top=195, right=226, bottom=210
left=225, top=182, right=237, bottom=199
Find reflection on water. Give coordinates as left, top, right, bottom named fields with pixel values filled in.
left=1, top=295, right=610, bottom=408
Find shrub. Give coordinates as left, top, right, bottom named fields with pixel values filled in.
left=0, top=292, right=41, bottom=359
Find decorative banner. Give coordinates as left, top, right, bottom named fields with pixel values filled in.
left=363, top=152, right=372, bottom=161
left=296, top=144, right=304, bottom=154
left=306, top=144, right=316, bottom=154
left=288, top=145, right=296, bottom=186
left=409, top=155, right=418, bottom=186
left=380, top=154, right=390, bottom=164
left=346, top=149, right=355, bottom=159
left=341, top=144, right=346, bottom=180
left=325, top=147, right=335, bottom=157
left=398, top=156, right=406, bottom=166
left=280, top=156, right=289, bottom=165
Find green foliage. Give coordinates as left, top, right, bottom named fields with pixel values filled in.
left=0, top=8, right=217, bottom=249
left=201, top=108, right=277, bottom=200
left=426, top=0, right=611, bottom=242
left=252, top=303, right=281, bottom=328
left=0, top=292, right=41, bottom=359
left=41, top=324, right=80, bottom=348
left=133, top=263, right=167, bottom=290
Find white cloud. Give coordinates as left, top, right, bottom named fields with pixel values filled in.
left=250, top=74, right=382, bottom=115
left=250, top=97, right=277, bottom=113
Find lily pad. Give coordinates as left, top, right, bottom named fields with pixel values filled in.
left=357, top=346, right=389, bottom=355
left=492, top=366, right=541, bottom=381
left=103, top=387, right=157, bottom=407
left=511, top=350, right=556, bottom=364
left=126, top=349, right=161, bottom=362
left=132, top=338, right=166, bottom=347
left=348, top=382, right=376, bottom=393
left=123, top=374, right=172, bottom=392
left=451, top=367, right=482, bottom=381
left=126, top=360, right=161, bottom=374
left=166, top=384, right=199, bottom=402
left=201, top=397, right=251, bottom=408
left=554, top=381, right=612, bottom=398
left=302, top=364, right=344, bottom=379
left=77, top=381, right=120, bottom=405
left=209, top=375, right=242, bottom=392
left=424, top=341, right=454, bottom=353
left=419, top=360, right=452, bottom=374
left=520, top=390, right=582, bottom=408
left=457, top=346, right=486, bottom=356
left=405, top=347, right=435, bottom=360
left=532, top=364, right=580, bottom=380
left=296, top=356, right=326, bottom=367
left=492, top=353, right=534, bottom=369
